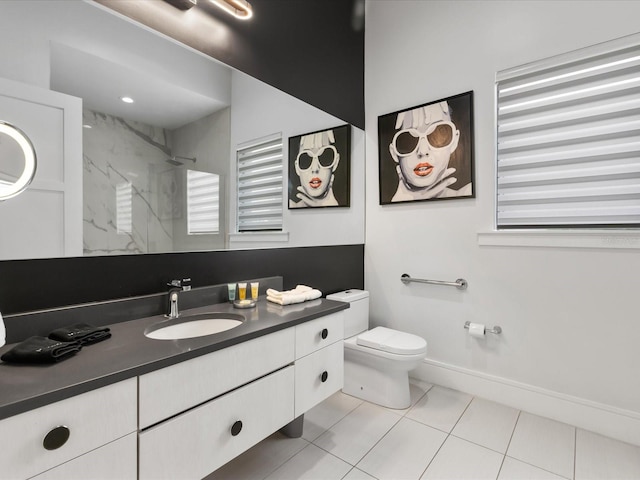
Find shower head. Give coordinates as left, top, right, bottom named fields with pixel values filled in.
left=165, top=155, right=196, bottom=166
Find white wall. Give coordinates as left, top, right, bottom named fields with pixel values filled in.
left=228, top=70, right=365, bottom=249
left=365, top=0, right=640, bottom=444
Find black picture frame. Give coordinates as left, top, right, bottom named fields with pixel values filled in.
left=288, top=124, right=351, bottom=209
left=378, top=91, right=475, bottom=205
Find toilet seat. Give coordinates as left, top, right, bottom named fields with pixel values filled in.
left=351, top=327, right=427, bottom=355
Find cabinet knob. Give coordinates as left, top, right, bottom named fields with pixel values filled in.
left=320, top=371, right=328, bottom=383
left=231, top=420, right=243, bottom=436
left=43, top=425, right=70, bottom=450
left=321, top=328, right=328, bottom=340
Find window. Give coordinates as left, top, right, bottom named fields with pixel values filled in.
left=116, top=182, right=132, bottom=234
left=236, top=134, right=283, bottom=232
left=187, top=170, right=219, bottom=234
left=496, top=33, right=640, bottom=229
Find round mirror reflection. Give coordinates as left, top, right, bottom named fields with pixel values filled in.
left=0, top=121, right=37, bottom=201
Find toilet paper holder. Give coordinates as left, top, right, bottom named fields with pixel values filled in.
left=464, top=321, right=502, bottom=335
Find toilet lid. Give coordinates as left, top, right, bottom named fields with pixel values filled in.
left=356, top=327, right=427, bottom=355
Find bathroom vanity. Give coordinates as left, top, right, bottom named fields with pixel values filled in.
left=0, top=297, right=347, bottom=479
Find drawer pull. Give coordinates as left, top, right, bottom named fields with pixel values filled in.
left=230, top=420, right=243, bottom=436
left=320, top=371, right=328, bottom=383
left=321, top=328, right=328, bottom=340
left=43, top=425, right=70, bottom=450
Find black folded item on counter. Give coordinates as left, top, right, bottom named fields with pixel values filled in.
left=1, top=336, right=82, bottom=364
left=48, top=323, right=111, bottom=346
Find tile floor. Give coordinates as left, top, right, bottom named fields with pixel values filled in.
left=205, top=381, right=640, bottom=480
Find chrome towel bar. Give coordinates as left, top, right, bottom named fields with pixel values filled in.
left=400, top=274, right=468, bottom=290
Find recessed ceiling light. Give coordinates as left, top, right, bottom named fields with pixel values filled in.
left=83, top=124, right=92, bottom=129
left=120, top=96, right=135, bottom=104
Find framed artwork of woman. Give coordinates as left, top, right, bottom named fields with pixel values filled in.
left=378, top=91, right=475, bottom=204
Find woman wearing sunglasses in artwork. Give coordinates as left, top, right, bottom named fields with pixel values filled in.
left=389, top=101, right=471, bottom=202
left=290, top=129, right=340, bottom=207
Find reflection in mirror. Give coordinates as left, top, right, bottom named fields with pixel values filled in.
left=0, top=121, right=37, bottom=201
left=0, top=0, right=364, bottom=260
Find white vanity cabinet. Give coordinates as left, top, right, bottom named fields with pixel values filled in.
left=0, top=378, right=137, bottom=480
left=294, top=312, right=345, bottom=416
left=138, top=310, right=345, bottom=480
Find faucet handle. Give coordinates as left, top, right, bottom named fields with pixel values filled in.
left=167, top=278, right=192, bottom=291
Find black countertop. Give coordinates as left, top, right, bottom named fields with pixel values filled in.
left=0, top=297, right=348, bottom=421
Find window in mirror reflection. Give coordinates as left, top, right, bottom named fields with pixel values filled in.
left=116, top=182, right=133, bottom=234
left=187, top=170, right=220, bottom=234
left=237, top=134, right=284, bottom=232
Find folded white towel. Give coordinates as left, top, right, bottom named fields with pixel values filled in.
left=267, top=285, right=315, bottom=300
left=267, top=288, right=322, bottom=305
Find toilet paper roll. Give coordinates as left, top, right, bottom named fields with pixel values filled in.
left=468, top=322, right=485, bottom=338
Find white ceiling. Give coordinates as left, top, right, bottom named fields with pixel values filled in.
left=42, top=1, right=233, bottom=131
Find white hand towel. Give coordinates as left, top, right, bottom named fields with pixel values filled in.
left=305, top=289, right=322, bottom=301
left=0, top=310, right=5, bottom=348
left=266, top=288, right=283, bottom=298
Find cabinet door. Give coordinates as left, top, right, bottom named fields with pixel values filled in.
left=139, top=327, right=295, bottom=429
left=31, top=433, right=137, bottom=480
left=294, top=340, right=344, bottom=417
left=139, top=366, right=294, bottom=480
left=295, top=311, right=344, bottom=359
left=0, top=378, right=136, bottom=480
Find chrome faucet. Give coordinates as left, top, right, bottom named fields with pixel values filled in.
left=165, top=278, right=191, bottom=319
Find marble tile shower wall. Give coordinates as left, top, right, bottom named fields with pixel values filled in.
left=83, top=109, right=176, bottom=255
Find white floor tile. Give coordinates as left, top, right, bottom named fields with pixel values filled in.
left=421, top=435, right=504, bottom=480
left=303, top=391, right=363, bottom=441
left=575, top=428, right=640, bottom=480
left=342, top=467, right=378, bottom=480
left=452, top=397, right=520, bottom=453
left=507, top=412, right=575, bottom=479
left=498, top=457, right=566, bottom=480
left=357, top=417, right=447, bottom=480
left=204, top=432, right=309, bottom=480
left=313, top=401, right=401, bottom=465
left=264, top=444, right=352, bottom=480
left=406, top=385, right=472, bottom=433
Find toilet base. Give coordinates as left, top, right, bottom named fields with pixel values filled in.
left=342, top=355, right=412, bottom=409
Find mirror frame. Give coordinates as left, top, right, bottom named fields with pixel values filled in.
left=0, top=121, right=37, bottom=201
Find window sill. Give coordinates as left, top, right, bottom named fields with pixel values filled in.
left=477, top=230, right=640, bottom=250
left=228, top=231, right=289, bottom=244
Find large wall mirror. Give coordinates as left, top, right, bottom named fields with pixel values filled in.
left=0, top=0, right=364, bottom=261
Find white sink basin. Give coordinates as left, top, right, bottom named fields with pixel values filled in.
left=145, top=313, right=244, bottom=340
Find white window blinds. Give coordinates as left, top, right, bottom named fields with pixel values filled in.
left=496, top=33, right=640, bottom=228
left=116, top=182, right=132, bottom=234
left=187, top=170, right=219, bottom=234
left=237, top=134, right=283, bottom=232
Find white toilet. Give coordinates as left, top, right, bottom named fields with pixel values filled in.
left=326, top=289, right=427, bottom=409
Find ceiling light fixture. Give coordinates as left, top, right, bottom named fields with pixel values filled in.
left=209, top=0, right=253, bottom=20
left=120, top=96, right=135, bottom=104
left=163, top=0, right=198, bottom=10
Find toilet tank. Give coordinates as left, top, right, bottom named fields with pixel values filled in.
left=326, top=289, right=369, bottom=338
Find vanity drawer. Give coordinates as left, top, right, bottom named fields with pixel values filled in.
left=139, top=365, right=294, bottom=480
left=31, top=432, right=137, bottom=480
left=295, top=311, right=344, bottom=359
left=294, top=340, right=344, bottom=417
left=0, top=378, right=137, bottom=480
left=139, top=327, right=295, bottom=429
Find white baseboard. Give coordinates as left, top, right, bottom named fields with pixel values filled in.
left=411, top=358, right=640, bottom=447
